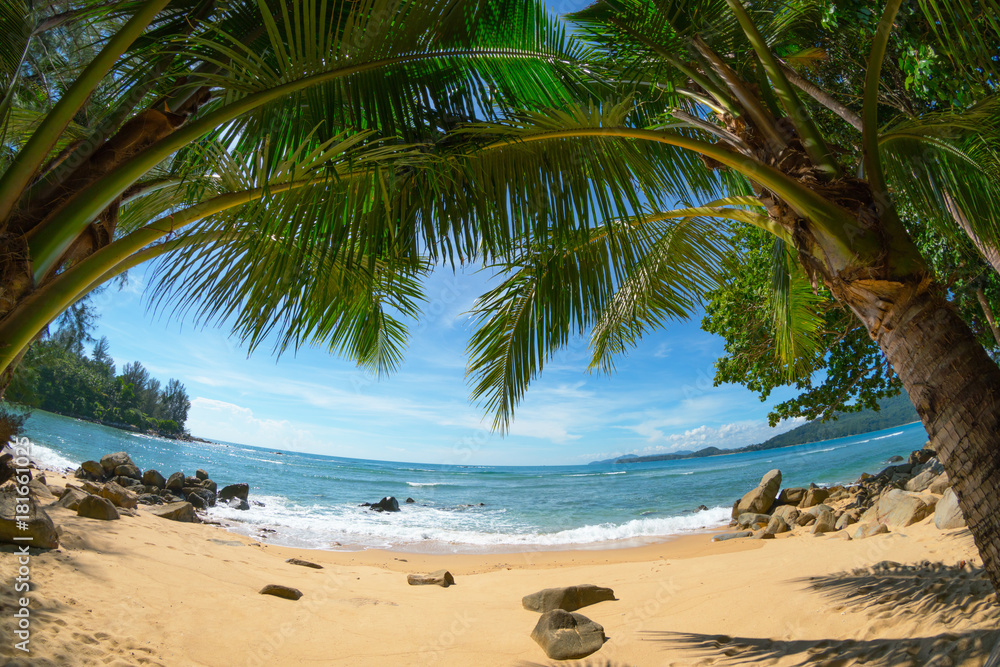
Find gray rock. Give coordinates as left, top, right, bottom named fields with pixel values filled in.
left=796, top=512, right=817, bottom=527
left=771, top=505, right=800, bottom=524
left=225, top=497, right=249, bottom=511
left=57, top=487, right=88, bottom=511
left=184, top=486, right=214, bottom=508
left=805, top=503, right=834, bottom=517
left=114, top=464, right=141, bottom=479
left=195, top=469, right=209, bottom=481
left=112, top=476, right=143, bottom=489
left=165, top=472, right=185, bottom=492
left=935, top=488, right=966, bottom=530
left=522, top=585, right=615, bottom=613
left=259, top=584, right=302, bottom=600
left=141, top=469, right=166, bottom=489
left=835, top=511, right=859, bottom=531
left=776, top=487, right=806, bottom=506
left=370, top=496, right=400, bottom=512
left=405, top=497, right=415, bottom=503
left=98, top=481, right=138, bottom=509
left=77, top=495, right=120, bottom=521
left=799, top=487, right=830, bottom=508
left=751, top=528, right=775, bottom=540
left=219, top=483, right=249, bottom=502
left=765, top=516, right=789, bottom=535
left=146, top=501, right=201, bottom=523
left=851, top=522, right=890, bottom=540
left=887, top=455, right=904, bottom=463
left=861, top=489, right=936, bottom=527
left=737, top=512, right=771, bottom=530
left=80, top=460, right=104, bottom=479
left=0, top=485, right=60, bottom=548
left=100, top=452, right=133, bottom=474
left=136, top=493, right=164, bottom=506
left=186, top=490, right=207, bottom=510
left=184, top=476, right=202, bottom=487
left=737, top=469, right=782, bottom=515
left=407, top=570, right=455, bottom=587
left=712, top=531, right=752, bottom=542
left=929, top=472, right=951, bottom=495
left=286, top=558, right=323, bottom=569
left=530, top=610, right=606, bottom=660
left=28, top=478, right=55, bottom=500
left=811, top=510, right=837, bottom=534
left=202, top=479, right=217, bottom=494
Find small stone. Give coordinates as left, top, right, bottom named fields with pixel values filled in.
left=259, top=584, right=302, bottom=600
left=407, top=570, right=454, bottom=587
left=286, top=558, right=323, bottom=569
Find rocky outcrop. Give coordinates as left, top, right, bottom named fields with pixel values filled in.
left=369, top=496, right=400, bottom=512
left=935, top=488, right=966, bottom=530
left=259, top=584, right=302, bottom=600
left=0, top=484, right=60, bottom=548
left=147, top=501, right=201, bottom=523
left=530, top=610, right=606, bottom=660
left=406, top=570, right=455, bottom=587
left=522, top=585, right=616, bottom=613
left=77, top=495, right=120, bottom=521
left=736, top=469, right=782, bottom=515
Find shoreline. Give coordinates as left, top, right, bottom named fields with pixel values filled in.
left=4, top=469, right=996, bottom=666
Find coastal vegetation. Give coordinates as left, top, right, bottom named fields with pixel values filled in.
left=2, top=0, right=1000, bottom=599
left=6, top=303, right=190, bottom=436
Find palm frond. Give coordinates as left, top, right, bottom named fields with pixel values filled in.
left=768, top=236, right=824, bottom=378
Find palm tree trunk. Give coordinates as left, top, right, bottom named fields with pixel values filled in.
left=842, top=277, right=1000, bottom=592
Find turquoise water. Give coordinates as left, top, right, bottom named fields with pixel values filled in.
left=20, top=409, right=928, bottom=553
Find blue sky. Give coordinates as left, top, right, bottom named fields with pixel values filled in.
left=86, top=262, right=804, bottom=466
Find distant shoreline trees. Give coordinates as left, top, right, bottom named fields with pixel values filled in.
left=6, top=303, right=190, bottom=438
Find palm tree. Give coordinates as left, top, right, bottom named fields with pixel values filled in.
left=459, top=0, right=1000, bottom=593
left=0, top=0, right=593, bottom=378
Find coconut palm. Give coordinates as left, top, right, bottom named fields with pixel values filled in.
left=460, top=0, right=1000, bottom=594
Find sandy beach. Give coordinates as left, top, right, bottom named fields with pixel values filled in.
left=1, top=471, right=996, bottom=667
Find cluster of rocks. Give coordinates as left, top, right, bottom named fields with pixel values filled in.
left=718, top=444, right=965, bottom=543
left=73, top=451, right=252, bottom=512
left=523, top=585, right=614, bottom=660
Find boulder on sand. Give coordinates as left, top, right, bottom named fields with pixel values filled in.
left=736, top=469, right=782, bottom=515
left=851, top=522, right=890, bottom=540
left=522, top=585, right=616, bottom=613
left=407, top=570, right=455, bottom=587
left=77, top=494, right=120, bottom=521
left=98, top=481, right=138, bottom=509
left=0, top=484, right=60, bottom=547
left=771, top=505, right=800, bottom=525
left=219, top=483, right=250, bottom=502
left=531, top=610, right=606, bottom=660
left=57, top=487, right=88, bottom=510
left=861, top=489, right=936, bottom=527
left=737, top=512, right=771, bottom=530
left=146, top=501, right=201, bottom=523
left=935, top=488, right=966, bottom=530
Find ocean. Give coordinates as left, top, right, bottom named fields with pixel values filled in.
left=20, top=409, right=929, bottom=553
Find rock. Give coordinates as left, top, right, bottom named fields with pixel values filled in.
left=407, top=570, right=455, bottom=587
left=77, top=495, right=120, bottom=521
left=737, top=469, right=782, bottom=515
left=100, top=452, right=133, bottom=474
left=114, top=464, right=141, bottom=479
left=805, top=503, right=834, bottom=517
left=835, top=510, right=860, bottom=531
left=57, top=487, right=88, bottom=510
left=165, top=472, right=185, bottom=492
left=765, top=516, right=789, bottom=535
left=905, top=468, right=938, bottom=493
left=196, top=469, right=209, bottom=481
left=771, top=505, right=800, bottom=524
left=73, top=467, right=88, bottom=480
left=0, top=485, right=60, bottom=548
left=113, top=476, right=143, bottom=489
left=861, top=489, right=935, bottom=527
left=28, top=478, right=55, bottom=500
left=929, top=472, right=950, bottom=495
left=184, top=476, right=202, bottom=487
left=405, top=497, right=415, bottom=503
left=219, top=483, right=249, bottom=502
left=530, top=610, right=606, bottom=661
left=909, top=448, right=936, bottom=466
left=522, top=585, right=616, bottom=613
left=259, top=584, right=302, bottom=600
left=795, top=512, right=817, bottom=527
left=81, top=460, right=105, bottom=479
left=851, top=522, right=889, bottom=539
left=370, top=496, right=400, bottom=512
left=799, top=487, right=830, bottom=508
left=186, top=490, right=207, bottom=510
left=146, top=501, right=201, bottom=523
left=225, top=497, right=249, bottom=511
left=697, top=504, right=709, bottom=511
left=184, top=486, right=214, bottom=508
left=736, top=512, right=771, bottom=530
left=751, top=528, right=774, bottom=539
left=712, top=531, right=752, bottom=542
left=98, top=481, right=138, bottom=509
left=776, top=487, right=806, bottom=506
left=730, top=499, right=740, bottom=520
left=136, top=493, right=164, bottom=506
left=81, top=481, right=103, bottom=494
left=811, top=510, right=837, bottom=534
left=857, top=472, right=873, bottom=483
left=935, top=488, right=966, bottom=530
left=202, top=479, right=217, bottom=494
left=887, top=455, right=904, bottom=463
left=141, top=469, right=166, bottom=489
left=286, top=558, right=323, bottom=569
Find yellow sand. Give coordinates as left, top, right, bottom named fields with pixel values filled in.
left=2, top=473, right=997, bottom=667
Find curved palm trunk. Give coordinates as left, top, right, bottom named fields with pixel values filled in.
left=840, top=275, right=1000, bottom=591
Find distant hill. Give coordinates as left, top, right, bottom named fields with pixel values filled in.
left=593, top=394, right=922, bottom=465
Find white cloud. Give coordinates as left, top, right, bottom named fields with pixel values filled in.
left=187, top=397, right=320, bottom=452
